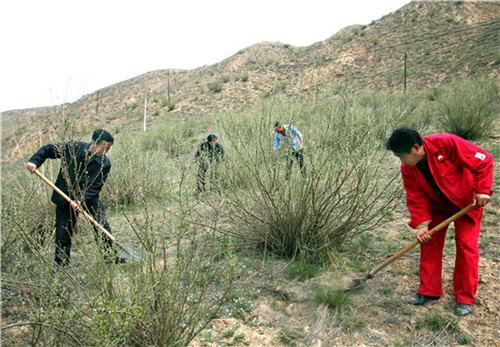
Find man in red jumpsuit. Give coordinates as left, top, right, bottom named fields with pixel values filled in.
left=386, top=128, right=493, bottom=317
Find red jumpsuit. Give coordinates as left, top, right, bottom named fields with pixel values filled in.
left=401, top=134, right=493, bottom=305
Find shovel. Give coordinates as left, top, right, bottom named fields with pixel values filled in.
left=34, top=169, right=141, bottom=262
left=347, top=203, right=475, bottom=291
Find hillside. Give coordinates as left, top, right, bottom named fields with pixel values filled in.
left=2, top=1, right=499, bottom=157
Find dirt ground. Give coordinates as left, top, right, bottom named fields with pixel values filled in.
left=190, top=166, right=499, bottom=346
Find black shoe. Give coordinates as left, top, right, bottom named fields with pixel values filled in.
left=455, top=303, right=473, bottom=317
left=408, top=293, right=440, bottom=305
left=114, top=256, right=127, bottom=264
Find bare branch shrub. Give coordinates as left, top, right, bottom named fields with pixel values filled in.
left=216, top=99, right=403, bottom=261
left=2, top=124, right=236, bottom=346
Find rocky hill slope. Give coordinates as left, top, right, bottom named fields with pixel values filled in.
left=2, top=1, right=499, bottom=157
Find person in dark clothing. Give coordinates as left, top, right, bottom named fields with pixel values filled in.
left=26, top=129, right=121, bottom=265
left=195, top=134, right=225, bottom=193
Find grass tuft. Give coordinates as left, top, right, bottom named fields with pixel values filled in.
left=416, top=312, right=459, bottom=332
left=313, top=285, right=351, bottom=310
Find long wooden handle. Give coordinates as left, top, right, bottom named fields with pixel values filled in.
left=368, top=204, right=475, bottom=277
left=34, top=169, right=126, bottom=251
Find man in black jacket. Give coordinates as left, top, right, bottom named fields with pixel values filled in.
left=195, top=134, right=225, bottom=193
left=26, top=129, right=118, bottom=265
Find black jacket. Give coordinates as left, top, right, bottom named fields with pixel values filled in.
left=29, top=141, right=111, bottom=205
left=195, top=141, right=225, bottom=162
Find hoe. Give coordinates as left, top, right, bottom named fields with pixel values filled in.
left=34, top=169, right=140, bottom=262
left=347, top=203, right=475, bottom=291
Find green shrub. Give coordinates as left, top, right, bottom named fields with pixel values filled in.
left=457, top=335, right=471, bottom=345
left=207, top=80, right=223, bottom=93
left=343, top=34, right=354, bottom=43
left=126, top=101, right=139, bottom=109
left=159, top=95, right=175, bottom=111
left=265, top=58, right=277, bottom=66
left=273, top=81, right=288, bottom=93
left=261, top=91, right=271, bottom=99
left=437, top=79, right=499, bottom=139
left=445, top=15, right=456, bottom=23
left=104, top=145, right=171, bottom=207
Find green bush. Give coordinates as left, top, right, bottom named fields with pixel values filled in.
left=159, top=95, right=175, bottom=111
left=457, top=335, right=471, bottom=345
left=265, top=58, right=277, bottom=66
left=207, top=80, right=223, bottom=93
left=437, top=79, right=499, bottom=140
left=273, top=81, right=288, bottom=93
left=126, top=101, right=139, bottom=109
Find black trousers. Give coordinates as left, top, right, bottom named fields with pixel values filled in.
left=197, top=162, right=219, bottom=192
left=54, top=199, right=114, bottom=265
left=286, top=150, right=306, bottom=180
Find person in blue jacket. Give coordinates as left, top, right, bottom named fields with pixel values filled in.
left=273, top=121, right=306, bottom=180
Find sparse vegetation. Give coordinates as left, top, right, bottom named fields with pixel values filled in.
left=286, top=257, right=322, bottom=280
left=159, top=95, right=175, bottom=111
left=265, top=58, right=277, bottom=67
left=125, top=101, right=139, bottom=109
left=273, top=80, right=288, bottom=93
left=278, top=327, right=305, bottom=345
left=207, top=80, right=224, bottom=93
left=457, top=335, right=471, bottom=345
left=416, top=313, right=459, bottom=332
